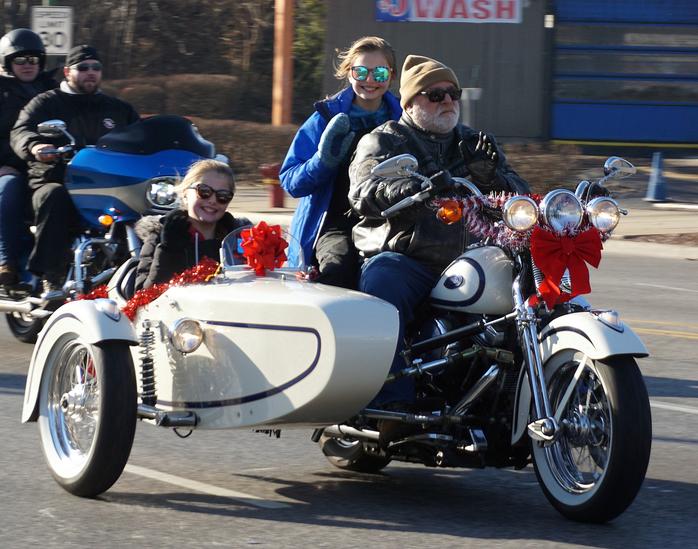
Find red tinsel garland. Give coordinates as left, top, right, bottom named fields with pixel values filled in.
left=240, top=221, right=288, bottom=276
left=121, top=256, right=220, bottom=320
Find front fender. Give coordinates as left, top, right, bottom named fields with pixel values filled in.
left=511, top=310, right=648, bottom=445
left=22, top=300, right=137, bottom=423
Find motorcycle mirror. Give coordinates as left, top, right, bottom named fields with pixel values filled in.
left=37, top=119, right=67, bottom=137
left=603, top=157, right=636, bottom=179
left=371, top=154, right=419, bottom=178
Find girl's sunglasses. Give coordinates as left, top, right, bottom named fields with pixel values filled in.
left=188, top=183, right=234, bottom=204
left=350, top=65, right=391, bottom=83
left=12, top=56, right=41, bottom=66
left=419, top=87, right=463, bottom=103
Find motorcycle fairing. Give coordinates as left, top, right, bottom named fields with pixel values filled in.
left=510, top=310, right=648, bottom=444
left=22, top=300, right=138, bottom=423
left=66, top=148, right=204, bottom=227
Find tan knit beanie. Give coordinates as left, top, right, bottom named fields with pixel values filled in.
left=399, top=55, right=460, bottom=108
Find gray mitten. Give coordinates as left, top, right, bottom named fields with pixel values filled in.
left=317, top=113, right=355, bottom=168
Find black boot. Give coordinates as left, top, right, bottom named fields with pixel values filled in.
left=0, top=264, right=18, bottom=287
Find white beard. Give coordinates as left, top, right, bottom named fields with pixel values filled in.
left=409, top=105, right=459, bottom=134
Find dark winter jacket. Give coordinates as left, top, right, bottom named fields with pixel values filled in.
left=134, top=209, right=251, bottom=291
left=279, top=86, right=402, bottom=267
left=10, top=82, right=139, bottom=189
left=0, top=69, right=57, bottom=170
left=349, top=116, right=529, bottom=274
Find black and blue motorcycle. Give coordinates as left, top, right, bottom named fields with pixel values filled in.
left=0, top=115, right=220, bottom=342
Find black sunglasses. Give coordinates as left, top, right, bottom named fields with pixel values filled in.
left=188, top=183, right=234, bottom=204
left=12, top=56, right=40, bottom=66
left=73, top=62, right=103, bottom=72
left=419, top=87, right=463, bottom=103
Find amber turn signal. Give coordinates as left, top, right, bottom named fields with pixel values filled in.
left=436, top=200, right=463, bottom=224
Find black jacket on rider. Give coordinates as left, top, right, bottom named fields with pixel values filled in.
left=134, top=209, right=251, bottom=291
left=348, top=116, right=529, bottom=274
left=0, top=69, right=57, bottom=171
left=10, top=81, right=139, bottom=189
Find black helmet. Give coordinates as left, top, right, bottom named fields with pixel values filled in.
left=0, top=28, right=46, bottom=73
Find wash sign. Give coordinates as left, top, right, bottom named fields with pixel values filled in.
left=376, top=0, right=522, bottom=23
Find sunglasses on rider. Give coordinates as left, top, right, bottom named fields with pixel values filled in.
left=419, top=87, right=463, bottom=103
left=188, top=183, right=234, bottom=204
left=350, top=65, right=391, bottom=83
left=73, top=62, right=103, bottom=72
left=12, top=56, right=41, bottom=66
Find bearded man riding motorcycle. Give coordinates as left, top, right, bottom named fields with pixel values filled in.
left=348, top=54, right=529, bottom=423
left=10, top=44, right=139, bottom=298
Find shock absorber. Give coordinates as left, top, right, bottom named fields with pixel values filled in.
left=139, top=319, right=157, bottom=406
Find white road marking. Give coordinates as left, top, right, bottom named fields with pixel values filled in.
left=124, top=464, right=291, bottom=509
left=634, top=282, right=698, bottom=294
left=650, top=400, right=698, bottom=415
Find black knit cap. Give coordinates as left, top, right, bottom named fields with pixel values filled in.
left=65, top=44, right=101, bottom=67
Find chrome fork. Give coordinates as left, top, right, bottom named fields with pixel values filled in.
left=512, top=262, right=559, bottom=443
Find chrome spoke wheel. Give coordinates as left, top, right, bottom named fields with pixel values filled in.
left=47, top=341, right=100, bottom=471
left=546, top=363, right=611, bottom=493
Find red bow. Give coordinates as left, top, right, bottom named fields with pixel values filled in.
left=530, top=226, right=603, bottom=308
left=240, top=221, right=288, bottom=276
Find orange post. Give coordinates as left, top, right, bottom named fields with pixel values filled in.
left=259, top=162, right=284, bottom=208
left=272, top=0, right=293, bottom=126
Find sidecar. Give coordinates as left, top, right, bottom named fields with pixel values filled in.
left=21, top=230, right=399, bottom=497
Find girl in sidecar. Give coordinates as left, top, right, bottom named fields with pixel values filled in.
left=134, top=158, right=250, bottom=290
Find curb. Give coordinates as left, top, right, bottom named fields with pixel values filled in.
left=603, top=238, right=698, bottom=260
left=651, top=202, right=698, bottom=212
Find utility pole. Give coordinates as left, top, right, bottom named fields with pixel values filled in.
left=272, top=0, right=293, bottom=126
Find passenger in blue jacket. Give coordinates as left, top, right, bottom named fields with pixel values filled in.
left=280, top=36, right=402, bottom=289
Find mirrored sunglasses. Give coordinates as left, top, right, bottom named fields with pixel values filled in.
left=73, top=62, right=103, bottom=72
left=188, top=183, right=234, bottom=204
left=350, top=65, right=391, bottom=83
left=12, top=56, right=41, bottom=66
left=419, top=87, right=463, bottom=103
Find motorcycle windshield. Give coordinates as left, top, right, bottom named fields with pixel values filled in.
left=95, top=115, right=215, bottom=157
left=220, top=225, right=305, bottom=272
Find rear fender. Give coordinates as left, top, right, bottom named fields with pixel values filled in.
left=22, top=300, right=137, bottom=423
left=511, top=311, right=648, bottom=445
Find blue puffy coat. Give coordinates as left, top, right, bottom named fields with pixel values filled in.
left=279, top=87, right=402, bottom=268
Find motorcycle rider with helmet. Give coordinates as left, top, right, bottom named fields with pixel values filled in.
left=0, top=28, right=57, bottom=287
left=11, top=44, right=139, bottom=298
left=348, top=55, right=529, bottom=430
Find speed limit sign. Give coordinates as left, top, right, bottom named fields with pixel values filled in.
left=31, top=6, right=73, bottom=55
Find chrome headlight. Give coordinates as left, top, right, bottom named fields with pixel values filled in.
left=170, top=318, right=204, bottom=353
left=146, top=177, right=178, bottom=208
left=540, top=189, right=583, bottom=233
left=503, top=196, right=538, bottom=231
left=586, top=197, right=621, bottom=233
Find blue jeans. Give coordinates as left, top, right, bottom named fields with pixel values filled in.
left=0, top=173, right=33, bottom=269
left=359, top=252, right=440, bottom=405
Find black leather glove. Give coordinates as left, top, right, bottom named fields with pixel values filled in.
left=375, top=178, right=424, bottom=208
left=460, top=131, right=500, bottom=185
left=160, top=213, right=191, bottom=250
left=429, top=170, right=453, bottom=193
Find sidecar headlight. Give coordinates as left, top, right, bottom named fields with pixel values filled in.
left=540, top=189, right=583, bottom=233
left=586, top=197, right=621, bottom=233
left=146, top=177, right=178, bottom=208
left=170, top=318, right=204, bottom=353
left=503, top=196, right=538, bottom=231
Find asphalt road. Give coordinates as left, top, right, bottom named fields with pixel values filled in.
left=1, top=252, right=696, bottom=548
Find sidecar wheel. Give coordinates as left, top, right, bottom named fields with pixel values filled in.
left=37, top=336, right=137, bottom=497
left=5, top=312, right=44, bottom=344
left=320, top=435, right=391, bottom=473
left=531, top=353, right=651, bottom=523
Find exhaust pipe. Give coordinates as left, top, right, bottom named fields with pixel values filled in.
left=322, top=424, right=380, bottom=442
